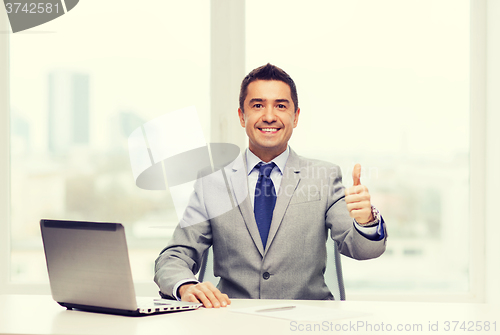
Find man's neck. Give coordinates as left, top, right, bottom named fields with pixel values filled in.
left=245, top=147, right=290, bottom=176
left=249, top=147, right=286, bottom=163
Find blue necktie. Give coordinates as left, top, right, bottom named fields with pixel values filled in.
left=254, top=162, right=277, bottom=249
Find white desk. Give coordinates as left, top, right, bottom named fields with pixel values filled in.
left=0, top=295, right=499, bottom=335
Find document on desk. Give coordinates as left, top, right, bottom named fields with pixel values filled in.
left=230, top=304, right=368, bottom=322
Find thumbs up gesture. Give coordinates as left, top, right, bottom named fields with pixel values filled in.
left=345, top=164, right=374, bottom=224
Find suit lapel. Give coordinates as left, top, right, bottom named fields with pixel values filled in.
left=228, top=153, right=265, bottom=256
left=264, top=149, right=301, bottom=253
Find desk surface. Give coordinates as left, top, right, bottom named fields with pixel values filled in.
left=1, top=295, right=499, bottom=335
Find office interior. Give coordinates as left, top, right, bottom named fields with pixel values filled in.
left=0, top=0, right=499, bottom=307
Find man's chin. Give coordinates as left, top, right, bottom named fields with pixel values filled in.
left=250, top=143, right=287, bottom=157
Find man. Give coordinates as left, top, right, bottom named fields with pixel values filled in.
left=154, top=64, right=387, bottom=308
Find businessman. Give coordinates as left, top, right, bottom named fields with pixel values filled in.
left=154, top=63, right=387, bottom=308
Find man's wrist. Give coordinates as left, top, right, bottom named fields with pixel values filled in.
left=178, top=283, right=195, bottom=298
left=356, top=206, right=380, bottom=227
left=173, top=279, right=199, bottom=301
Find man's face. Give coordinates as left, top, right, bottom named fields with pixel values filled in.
left=238, top=80, right=300, bottom=162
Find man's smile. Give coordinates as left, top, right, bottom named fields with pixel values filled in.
left=258, top=127, right=280, bottom=134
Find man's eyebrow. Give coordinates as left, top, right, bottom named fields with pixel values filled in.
left=248, top=98, right=290, bottom=104
left=248, top=98, right=265, bottom=104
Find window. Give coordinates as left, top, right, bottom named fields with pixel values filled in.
left=7, top=0, right=209, bottom=293
left=3, top=0, right=492, bottom=302
left=246, top=0, right=470, bottom=296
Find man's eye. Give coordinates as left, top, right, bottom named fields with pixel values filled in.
left=253, top=104, right=263, bottom=108
left=277, top=104, right=286, bottom=109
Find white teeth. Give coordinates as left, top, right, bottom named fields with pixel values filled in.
left=261, top=128, right=278, bottom=132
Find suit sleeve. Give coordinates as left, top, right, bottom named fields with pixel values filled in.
left=154, top=177, right=213, bottom=299
left=325, top=164, right=387, bottom=260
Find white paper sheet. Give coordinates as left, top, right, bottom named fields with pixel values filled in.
left=230, top=304, right=369, bottom=322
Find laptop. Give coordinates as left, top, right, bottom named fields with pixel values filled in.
left=40, top=219, right=202, bottom=316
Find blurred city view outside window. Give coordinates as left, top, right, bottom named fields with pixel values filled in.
left=246, top=0, right=470, bottom=294
left=9, top=0, right=470, bottom=297
left=9, top=0, right=210, bottom=284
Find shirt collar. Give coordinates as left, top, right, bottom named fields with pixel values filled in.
left=245, top=146, right=290, bottom=176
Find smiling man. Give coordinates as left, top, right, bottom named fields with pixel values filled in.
left=154, top=64, right=387, bottom=308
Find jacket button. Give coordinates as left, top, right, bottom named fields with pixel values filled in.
left=263, top=272, right=270, bottom=280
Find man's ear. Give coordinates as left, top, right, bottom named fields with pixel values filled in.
left=293, top=108, right=300, bottom=128
left=238, top=108, right=246, bottom=127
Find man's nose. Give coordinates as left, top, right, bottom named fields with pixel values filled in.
left=262, top=107, right=277, bottom=122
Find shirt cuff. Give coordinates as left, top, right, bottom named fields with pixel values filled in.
left=173, top=279, right=199, bottom=301
left=353, top=206, right=385, bottom=241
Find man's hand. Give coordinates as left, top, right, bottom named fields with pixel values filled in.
left=345, top=164, right=374, bottom=224
left=178, top=282, right=231, bottom=308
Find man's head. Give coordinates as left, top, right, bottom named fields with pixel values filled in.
left=238, top=64, right=300, bottom=162
left=239, top=63, right=299, bottom=113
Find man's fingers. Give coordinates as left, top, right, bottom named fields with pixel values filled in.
left=345, top=192, right=370, bottom=203
left=194, top=292, right=213, bottom=308
left=223, top=294, right=231, bottom=306
left=210, top=283, right=231, bottom=307
left=183, top=282, right=230, bottom=308
left=346, top=165, right=373, bottom=223
left=345, top=185, right=369, bottom=196
left=346, top=200, right=371, bottom=212
left=205, top=284, right=231, bottom=307
left=352, top=163, right=361, bottom=186
left=214, top=291, right=231, bottom=307
left=198, top=286, right=219, bottom=308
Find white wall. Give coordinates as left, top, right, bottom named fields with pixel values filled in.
left=0, top=3, right=10, bottom=295
left=484, top=0, right=500, bottom=304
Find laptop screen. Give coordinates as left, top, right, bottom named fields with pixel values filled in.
left=40, top=219, right=138, bottom=311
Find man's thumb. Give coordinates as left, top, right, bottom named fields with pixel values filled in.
left=353, top=163, right=361, bottom=186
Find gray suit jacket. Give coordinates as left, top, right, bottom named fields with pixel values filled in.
left=154, top=148, right=387, bottom=300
